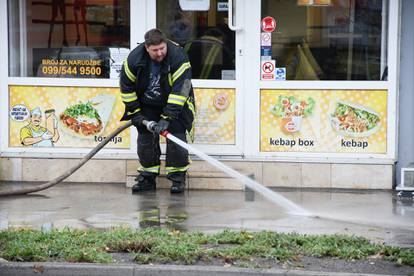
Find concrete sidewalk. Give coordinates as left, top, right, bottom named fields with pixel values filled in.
left=0, top=182, right=413, bottom=247
left=0, top=262, right=401, bottom=276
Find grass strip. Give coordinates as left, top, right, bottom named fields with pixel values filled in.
left=0, top=227, right=413, bottom=267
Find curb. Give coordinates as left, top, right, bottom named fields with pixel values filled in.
left=0, top=262, right=395, bottom=276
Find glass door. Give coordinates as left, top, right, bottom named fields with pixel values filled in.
left=154, top=0, right=244, bottom=155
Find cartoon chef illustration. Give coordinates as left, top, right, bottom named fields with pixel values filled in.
left=20, top=107, right=60, bottom=147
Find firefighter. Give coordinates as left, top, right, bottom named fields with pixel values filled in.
left=120, top=28, right=195, bottom=194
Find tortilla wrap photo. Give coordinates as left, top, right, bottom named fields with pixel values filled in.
left=330, top=101, right=381, bottom=137
left=59, top=94, right=116, bottom=138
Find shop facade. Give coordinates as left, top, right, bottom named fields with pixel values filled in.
left=0, top=0, right=408, bottom=189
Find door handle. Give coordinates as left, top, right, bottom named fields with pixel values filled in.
left=228, top=0, right=242, bottom=31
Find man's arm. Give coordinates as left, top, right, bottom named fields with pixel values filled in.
left=22, top=137, right=43, bottom=146
left=119, top=49, right=141, bottom=120
left=20, top=127, right=48, bottom=146
left=20, top=127, right=37, bottom=146
left=52, top=128, right=59, bottom=143
left=162, top=48, right=192, bottom=120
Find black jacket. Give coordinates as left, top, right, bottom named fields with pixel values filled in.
left=120, top=41, right=195, bottom=135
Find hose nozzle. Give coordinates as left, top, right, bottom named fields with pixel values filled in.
left=142, top=120, right=169, bottom=137
left=142, top=120, right=157, bottom=133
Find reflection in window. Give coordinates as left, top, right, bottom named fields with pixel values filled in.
left=261, top=0, right=388, bottom=80
left=156, top=0, right=235, bottom=80
left=8, top=0, right=130, bottom=78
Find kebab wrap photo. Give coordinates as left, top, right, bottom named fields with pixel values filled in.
left=330, top=101, right=381, bottom=137
left=59, top=94, right=115, bottom=138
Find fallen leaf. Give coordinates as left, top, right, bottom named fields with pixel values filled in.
left=33, top=264, right=44, bottom=273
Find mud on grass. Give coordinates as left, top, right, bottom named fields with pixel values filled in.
left=0, top=227, right=413, bottom=274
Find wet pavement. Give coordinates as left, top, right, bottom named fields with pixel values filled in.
left=0, top=181, right=413, bottom=248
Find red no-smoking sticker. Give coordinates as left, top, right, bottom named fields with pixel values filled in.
left=261, top=16, right=276, bottom=33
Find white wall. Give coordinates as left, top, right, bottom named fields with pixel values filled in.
left=396, top=0, right=414, bottom=184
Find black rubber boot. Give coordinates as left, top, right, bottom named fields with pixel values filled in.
left=132, top=175, right=156, bottom=193
left=170, top=180, right=186, bottom=194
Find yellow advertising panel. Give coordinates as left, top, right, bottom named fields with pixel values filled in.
left=260, top=89, right=387, bottom=153
left=193, top=88, right=235, bottom=144
left=9, top=86, right=130, bottom=149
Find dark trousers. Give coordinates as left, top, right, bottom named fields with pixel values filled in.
left=136, top=106, right=189, bottom=182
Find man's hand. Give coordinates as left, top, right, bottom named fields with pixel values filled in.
left=131, top=113, right=146, bottom=127
left=153, top=119, right=170, bottom=134
left=41, top=132, right=53, bottom=140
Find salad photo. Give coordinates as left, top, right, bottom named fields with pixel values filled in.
left=270, top=95, right=315, bottom=134
left=330, top=101, right=381, bottom=137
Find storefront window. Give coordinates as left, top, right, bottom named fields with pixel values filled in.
left=8, top=0, right=130, bottom=78
left=156, top=0, right=235, bottom=80
left=261, top=0, right=388, bottom=80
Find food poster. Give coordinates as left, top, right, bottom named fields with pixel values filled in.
left=193, top=88, right=235, bottom=144
left=260, top=89, right=387, bottom=153
left=9, top=86, right=130, bottom=149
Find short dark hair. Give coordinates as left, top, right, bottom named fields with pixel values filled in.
left=144, top=28, right=167, bottom=46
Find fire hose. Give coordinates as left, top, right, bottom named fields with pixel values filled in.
left=0, top=119, right=170, bottom=197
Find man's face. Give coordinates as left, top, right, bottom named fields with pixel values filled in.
left=31, top=115, right=41, bottom=126
left=146, top=42, right=167, bottom=63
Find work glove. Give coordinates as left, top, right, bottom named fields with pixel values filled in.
left=131, top=113, right=146, bottom=127
left=153, top=119, right=170, bottom=134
